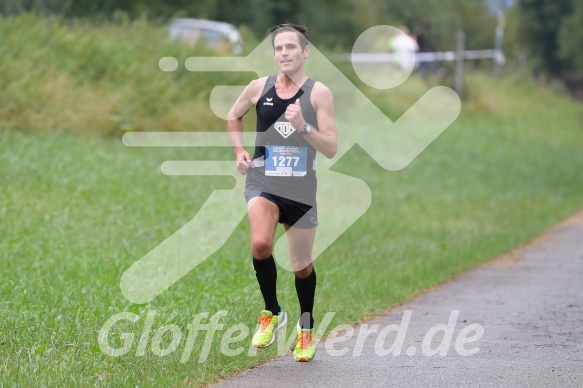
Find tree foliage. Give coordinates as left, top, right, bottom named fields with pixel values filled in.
left=517, top=0, right=583, bottom=78
left=558, top=0, right=583, bottom=75
left=0, top=0, right=497, bottom=50
left=517, top=0, right=573, bottom=76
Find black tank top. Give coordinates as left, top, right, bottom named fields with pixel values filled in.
left=246, top=76, right=319, bottom=206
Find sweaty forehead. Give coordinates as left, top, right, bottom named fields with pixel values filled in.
left=273, top=31, right=301, bottom=47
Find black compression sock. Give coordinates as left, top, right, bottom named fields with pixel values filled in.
left=295, top=268, right=316, bottom=329
left=253, top=256, right=279, bottom=315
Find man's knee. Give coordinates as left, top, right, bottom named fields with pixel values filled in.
left=291, top=259, right=313, bottom=276
left=251, top=235, right=273, bottom=258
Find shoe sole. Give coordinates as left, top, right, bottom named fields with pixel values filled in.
left=294, top=353, right=315, bottom=362
left=294, top=346, right=315, bottom=362
left=253, top=312, right=288, bottom=348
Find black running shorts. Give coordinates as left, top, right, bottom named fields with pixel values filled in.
left=244, top=187, right=318, bottom=229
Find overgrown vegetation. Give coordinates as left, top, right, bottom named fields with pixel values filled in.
left=0, top=1, right=497, bottom=50
left=0, top=14, right=254, bottom=136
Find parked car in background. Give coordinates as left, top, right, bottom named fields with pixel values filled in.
left=169, top=18, right=243, bottom=55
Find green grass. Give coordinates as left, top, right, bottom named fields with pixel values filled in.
left=2, top=12, right=583, bottom=388
left=2, top=69, right=583, bottom=386
left=0, top=14, right=256, bottom=136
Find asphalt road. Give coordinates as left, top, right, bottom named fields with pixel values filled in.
left=214, top=212, right=583, bottom=387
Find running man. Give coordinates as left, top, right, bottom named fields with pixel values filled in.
left=227, top=23, right=337, bottom=362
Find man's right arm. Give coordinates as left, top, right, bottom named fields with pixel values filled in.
left=227, top=78, right=265, bottom=175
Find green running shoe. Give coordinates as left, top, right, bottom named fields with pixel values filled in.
left=251, top=309, right=287, bottom=348
left=293, top=324, right=316, bottom=362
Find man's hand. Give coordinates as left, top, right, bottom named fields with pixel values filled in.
left=235, top=149, right=252, bottom=175
left=285, top=99, right=306, bottom=132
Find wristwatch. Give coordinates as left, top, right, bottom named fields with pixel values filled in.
left=301, top=123, right=313, bottom=136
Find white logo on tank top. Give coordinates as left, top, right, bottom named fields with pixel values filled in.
left=274, top=121, right=296, bottom=138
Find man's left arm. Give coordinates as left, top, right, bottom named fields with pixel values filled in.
left=286, top=83, right=338, bottom=159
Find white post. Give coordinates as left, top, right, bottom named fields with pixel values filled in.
left=455, top=30, right=465, bottom=95
left=493, top=11, right=504, bottom=76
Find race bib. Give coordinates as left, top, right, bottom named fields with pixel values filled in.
left=265, top=145, right=307, bottom=176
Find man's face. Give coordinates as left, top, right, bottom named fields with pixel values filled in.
left=273, top=31, right=309, bottom=75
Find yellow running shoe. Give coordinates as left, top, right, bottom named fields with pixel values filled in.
left=251, top=309, right=287, bottom=348
left=293, top=324, right=315, bottom=362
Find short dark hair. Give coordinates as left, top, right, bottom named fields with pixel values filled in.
left=270, top=23, right=309, bottom=49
